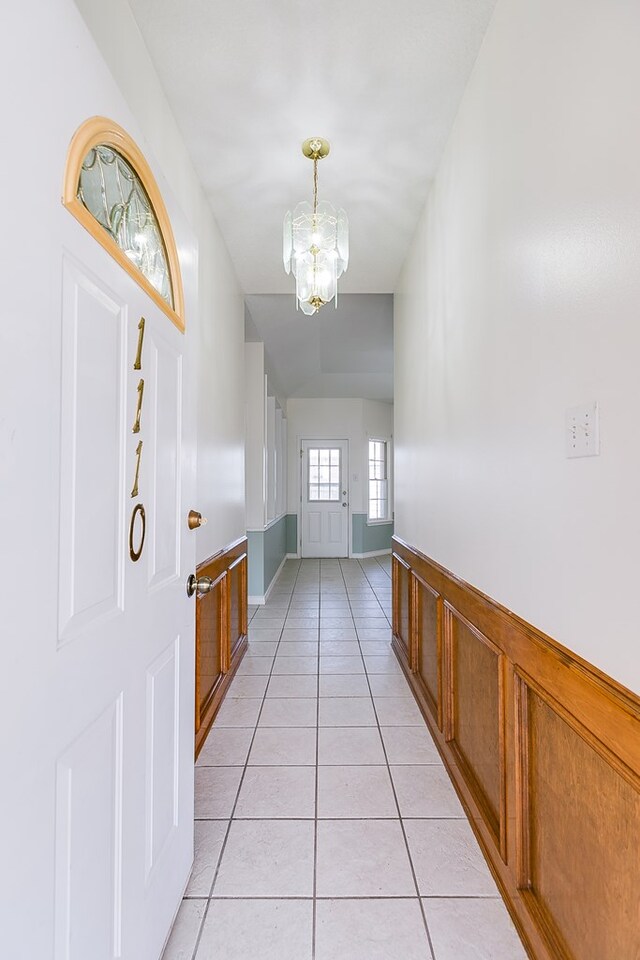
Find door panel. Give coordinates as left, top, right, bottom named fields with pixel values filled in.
left=58, top=257, right=126, bottom=643
left=301, top=440, right=349, bottom=558
left=54, top=696, right=124, bottom=960
left=145, top=637, right=180, bottom=881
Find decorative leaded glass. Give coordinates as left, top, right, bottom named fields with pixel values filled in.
left=77, top=145, right=173, bottom=306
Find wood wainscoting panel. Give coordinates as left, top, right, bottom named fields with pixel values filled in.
left=446, top=605, right=505, bottom=853
left=228, top=553, right=248, bottom=662
left=413, top=574, right=442, bottom=728
left=195, top=572, right=226, bottom=733
left=518, top=675, right=640, bottom=960
left=391, top=535, right=640, bottom=960
left=392, top=552, right=412, bottom=667
left=194, top=537, right=248, bottom=758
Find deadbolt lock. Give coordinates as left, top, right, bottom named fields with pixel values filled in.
left=187, top=509, right=207, bottom=530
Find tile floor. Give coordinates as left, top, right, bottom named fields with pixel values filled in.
left=163, top=558, right=528, bottom=960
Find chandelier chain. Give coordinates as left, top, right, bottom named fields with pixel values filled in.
left=313, top=158, right=318, bottom=215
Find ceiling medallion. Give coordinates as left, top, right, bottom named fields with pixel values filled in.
left=283, top=137, right=349, bottom=315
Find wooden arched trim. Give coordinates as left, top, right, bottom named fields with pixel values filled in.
left=63, top=116, right=185, bottom=332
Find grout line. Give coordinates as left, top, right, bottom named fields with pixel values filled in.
left=339, top=557, right=437, bottom=960
left=187, top=561, right=304, bottom=960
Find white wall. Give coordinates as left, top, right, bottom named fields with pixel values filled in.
left=287, top=398, right=393, bottom=515
left=74, top=0, right=246, bottom=561
left=395, top=0, right=640, bottom=693
left=245, top=343, right=266, bottom=529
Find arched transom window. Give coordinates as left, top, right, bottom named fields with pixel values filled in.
left=63, top=117, right=185, bottom=331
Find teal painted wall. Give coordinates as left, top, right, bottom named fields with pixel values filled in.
left=352, top=513, right=394, bottom=554
left=264, top=515, right=287, bottom=592
left=286, top=514, right=298, bottom=555
left=247, top=530, right=265, bottom=597
left=248, top=515, right=289, bottom=599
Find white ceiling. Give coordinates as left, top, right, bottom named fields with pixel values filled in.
left=127, top=0, right=496, bottom=398
left=128, top=0, right=497, bottom=296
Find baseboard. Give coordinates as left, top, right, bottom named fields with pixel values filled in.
left=248, top=553, right=289, bottom=605
left=391, top=535, right=640, bottom=960
left=351, top=548, right=392, bottom=559
left=286, top=552, right=299, bottom=559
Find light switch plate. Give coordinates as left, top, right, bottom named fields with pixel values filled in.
left=566, top=401, right=599, bottom=458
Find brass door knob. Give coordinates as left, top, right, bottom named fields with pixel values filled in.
left=186, top=574, right=213, bottom=598
left=187, top=509, right=207, bottom=530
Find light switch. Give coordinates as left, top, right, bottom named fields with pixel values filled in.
left=566, top=402, right=599, bottom=458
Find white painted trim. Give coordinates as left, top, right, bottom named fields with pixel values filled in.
left=350, top=548, right=392, bottom=559
left=248, top=553, right=288, bottom=605
left=286, top=552, right=299, bottom=560
left=246, top=512, right=287, bottom=534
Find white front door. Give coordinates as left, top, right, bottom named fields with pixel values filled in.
left=1, top=134, right=196, bottom=960
left=53, top=220, right=196, bottom=960
left=301, top=440, right=349, bottom=558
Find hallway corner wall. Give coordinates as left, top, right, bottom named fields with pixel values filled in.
left=394, top=0, right=640, bottom=695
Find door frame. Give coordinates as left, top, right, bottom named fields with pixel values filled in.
left=298, top=438, right=351, bottom=558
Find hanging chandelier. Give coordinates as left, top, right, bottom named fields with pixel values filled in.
left=283, top=137, right=349, bottom=315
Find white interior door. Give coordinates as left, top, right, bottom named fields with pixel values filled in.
left=301, top=440, right=349, bottom=558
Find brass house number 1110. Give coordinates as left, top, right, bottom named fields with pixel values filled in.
left=129, top=316, right=146, bottom=561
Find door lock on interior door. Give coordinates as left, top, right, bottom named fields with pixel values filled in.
left=186, top=574, right=213, bottom=598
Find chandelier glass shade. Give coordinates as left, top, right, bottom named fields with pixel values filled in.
left=283, top=138, right=348, bottom=315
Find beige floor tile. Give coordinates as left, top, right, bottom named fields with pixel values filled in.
left=247, top=640, right=279, bottom=657
left=319, top=627, right=358, bottom=640
left=236, top=656, right=274, bottom=676
left=367, top=674, right=411, bottom=697
left=259, top=698, right=318, bottom=727
left=271, top=656, right=318, bottom=675
left=359, top=640, right=392, bottom=656
left=161, top=899, right=207, bottom=960
left=213, top=820, right=315, bottom=896
left=318, top=697, right=376, bottom=727
left=318, top=766, right=397, bottom=818
left=318, top=726, right=385, bottom=765
left=315, top=899, right=430, bottom=960
left=266, top=675, right=318, bottom=698
left=281, top=628, right=319, bottom=641
left=319, top=674, right=371, bottom=697
left=316, top=819, right=415, bottom=896
left=235, top=765, right=316, bottom=818
left=423, top=898, right=528, bottom=960
left=214, top=698, right=262, bottom=727
left=391, top=765, right=465, bottom=818
left=227, top=675, right=269, bottom=698
left=356, top=628, right=392, bottom=642
left=196, top=727, right=253, bottom=766
left=319, top=640, right=361, bottom=655
left=196, top=899, right=313, bottom=960
left=364, top=655, right=403, bottom=675
left=405, top=819, right=500, bottom=896
left=194, top=766, right=243, bottom=818
left=249, top=727, right=317, bottom=765
left=320, top=656, right=365, bottom=674
left=185, top=820, right=228, bottom=896
left=381, top=726, right=442, bottom=765
left=275, top=640, right=318, bottom=655
left=373, top=697, right=425, bottom=725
